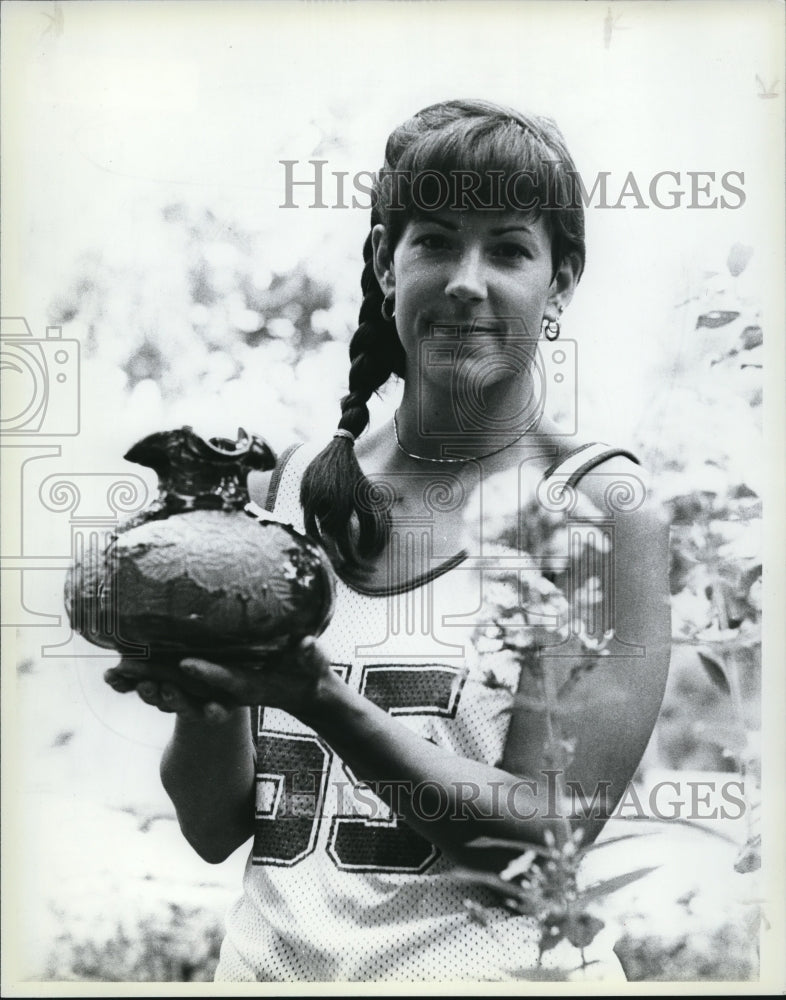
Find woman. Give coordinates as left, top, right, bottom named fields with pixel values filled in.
left=106, top=99, right=671, bottom=981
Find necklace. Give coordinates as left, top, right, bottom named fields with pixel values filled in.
left=393, top=409, right=537, bottom=464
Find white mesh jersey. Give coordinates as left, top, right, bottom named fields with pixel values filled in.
left=215, top=441, right=638, bottom=983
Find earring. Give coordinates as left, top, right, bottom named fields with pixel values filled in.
left=381, top=293, right=396, bottom=323
left=542, top=304, right=563, bottom=341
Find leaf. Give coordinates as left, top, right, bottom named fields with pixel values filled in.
left=500, top=850, right=538, bottom=881
left=501, top=964, right=572, bottom=982
left=462, top=835, right=553, bottom=858
left=727, top=242, right=754, bottom=277
left=696, top=647, right=730, bottom=694
left=734, top=834, right=761, bottom=874
left=578, top=865, right=660, bottom=906
left=463, top=899, right=491, bottom=926
left=694, top=622, right=760, bottom=650
left=564, top=911, right=605, bottom=949
left=453, top=867, right=538, bottom=913
left=740, top=325, right=763, bottom=350
left=539, top=921, right=567, bottom=954
left=671, top=627, right=761, bottom=652
left=481, top=669, right=514, bottom=691
left=696, top=309, right=740, bottom=329
left=729, top=482, right=759, bottom=500
left=556, top=658, right=606, bottom=700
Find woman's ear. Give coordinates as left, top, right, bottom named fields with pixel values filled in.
left=371, top=224, right=395, bottom=297
left=547, top=252, right=581, bottom=315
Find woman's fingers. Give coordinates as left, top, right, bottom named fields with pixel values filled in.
left=107, top=638, right=330, bottom=713
left=137, top=678, right=228, bottom=723
left=177, top=637, right=331, bottom=712
left=159, top=683, right=214, bottom=721
left=103, top=665, right=140, bottom=693
left=117, top=657, right=158, bottom=678
left=104, top=658, right=158, bottom=692
left=137, top=679, right=167, bottom=707
left=104, top=660, right=227, bottom=723
left=202, top=701, right=232, bottom=725
left=159, top=682, right=180, bottom=710
left=179, top=657, right=240, bottom=695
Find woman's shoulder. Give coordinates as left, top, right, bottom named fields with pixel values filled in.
left=484, top=430, right=668, bottom=549
left=544, top=440, right=670, bottom=566
left=533, top=429, right=660, bottom=520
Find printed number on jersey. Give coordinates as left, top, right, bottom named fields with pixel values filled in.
left=252, top=663, right=464, bottom=873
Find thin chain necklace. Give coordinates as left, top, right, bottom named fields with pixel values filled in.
left=393, top=409, right=537, bottom=464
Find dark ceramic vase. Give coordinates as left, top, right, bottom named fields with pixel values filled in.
left=65, top=427, right=336, bottom=675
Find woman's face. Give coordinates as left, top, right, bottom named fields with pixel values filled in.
left=374, top=208, right=575, bottom=392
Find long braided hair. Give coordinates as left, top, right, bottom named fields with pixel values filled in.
left=300, top=99, right=586, bottom=569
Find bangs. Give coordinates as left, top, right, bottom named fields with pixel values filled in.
left=380, top=116, right=565, bottom=223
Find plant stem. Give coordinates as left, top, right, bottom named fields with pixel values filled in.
left=538, top=646, right=573, bottom=850
left=707, top=538, right=752, bottom=843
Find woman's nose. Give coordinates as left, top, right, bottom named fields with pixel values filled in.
left=445, top=247, right=487, bottom=302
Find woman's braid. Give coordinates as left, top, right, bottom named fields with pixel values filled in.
left=338, top=234, right=406, bottom=439
left=299, top=231, right=404, bottom=567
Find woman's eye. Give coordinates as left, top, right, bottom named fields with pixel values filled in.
left=416, top=234, right=451, bottom=251
left=494, top=243, right=530, bottom=260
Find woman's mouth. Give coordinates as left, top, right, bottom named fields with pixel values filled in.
left=425, top=318, right=509, bottom=337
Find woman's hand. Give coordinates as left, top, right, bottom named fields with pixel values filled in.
left=104, top=658, right=236, bottom=725
left=178, top=635, right=332, bottom=718
left=103, top=636, right=332, bottom=722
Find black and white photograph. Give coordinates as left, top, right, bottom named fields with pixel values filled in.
left=1, top=0, right=784, bottom=993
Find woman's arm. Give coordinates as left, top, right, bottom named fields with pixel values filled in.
left=182, top=646, right=561, bottom=869
left=105, top=664, right=258, bottom=863
left=503, top=457, right=672, bottom=845
left=159, top=708, right=257, bottom=863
